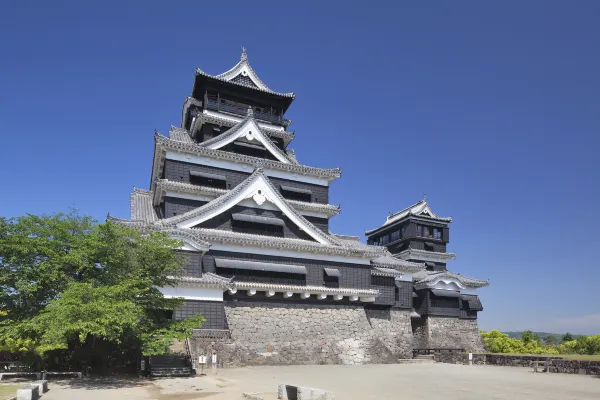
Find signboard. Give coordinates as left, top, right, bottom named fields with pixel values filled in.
left=468, top=353, right=473, bottom=361
left=199, top=355, right=207, bottom=364
left=212, top=354, right=217, bottom=365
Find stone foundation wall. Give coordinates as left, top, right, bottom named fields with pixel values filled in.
left=411, top=318, right=429, bottom=348
left=434, top=353, right=600, bottom=376
left=427, top=317, right=485, bottom=352
left=188, top=302, right=414, bottom=367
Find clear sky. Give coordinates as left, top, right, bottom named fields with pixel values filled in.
left=2, top=1, right=599, bottom=334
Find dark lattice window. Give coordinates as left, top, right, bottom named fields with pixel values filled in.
left=173, top=301, right=227, bottom=329
left=232, top=220, right=284, bottom=237
left=371, top=275, right=395, bottom=287
left=430, top=294, right=459, bottom=309
left=323, top=271, right=339, bottom=288
left=189, top=172, right=227, bottom=189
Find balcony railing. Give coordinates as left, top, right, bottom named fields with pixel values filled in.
left=204, top=93, right=288, bottom=125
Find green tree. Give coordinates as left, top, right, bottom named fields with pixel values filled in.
left=561, top=332, right=574, bottom=343
left=543, top=335, right=557, bottom=345
left=521, top=330, right=534, bottom=345
left=0, top=212, right=202, bottom=365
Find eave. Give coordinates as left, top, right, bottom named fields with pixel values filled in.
left=191, top=110, right=295, bottom=147
left=395, top=248, right=457, bottom=263
left=153, top=179, right=341, bottom=219
left=150, top=134, right=341, bottom=188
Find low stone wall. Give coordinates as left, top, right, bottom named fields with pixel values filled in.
left=434, top=352, right=600, bottom=375
left=188, top=302, right=414, bottom=367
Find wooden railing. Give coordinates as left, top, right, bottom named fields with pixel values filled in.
left=204, top=92, right=288, bottom=125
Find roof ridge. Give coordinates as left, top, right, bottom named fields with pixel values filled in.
left=153, top=134, right=341, bottom=180
left=196, top=50, right=295, bottom=98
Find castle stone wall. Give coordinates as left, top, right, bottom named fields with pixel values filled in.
left=427, top=316, right=485, bottom=352
left=188, top=302, right=413, bottom=367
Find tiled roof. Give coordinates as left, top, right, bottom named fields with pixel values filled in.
left=371, top=267, right=405, bottom=277
left=233, top=281, right=378, bottom=296
left=154, top=179, right=341, bottom=218
left=192, top=111, right=295, bottom=146
left=151, top=134, right=341, bottom=186
left=413, top=270, right=489, bottom=289
left=371, top=254, right=424, bottom=273
left=130, top=188, right=159, bottom=222
left=198, top=111, right=298, bottom=165
left=168, top=126, right=194, bottom=143
left=365, top=197, right=452, bottom=235
left=171, top=273, right=232, bottom=288
left=156, top=168, right=343, bottom=246
left=286, top=149, right=297, bottom=163
left=196, top=49, right=295, bottom=98
left=394, top=248, right=457, bottom=262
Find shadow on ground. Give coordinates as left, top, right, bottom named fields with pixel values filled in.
left=53, top=376, right=149, bottom=390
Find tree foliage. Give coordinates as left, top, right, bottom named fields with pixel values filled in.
left=561, top=332, right=574, bottom=343
left=0, top=212, right=203, bottom=365
left=482, top=330, right=600, bottom=355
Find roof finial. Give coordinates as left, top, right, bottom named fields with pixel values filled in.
left=247, top=106, right=253, bottom=117
left=423, top=193, right=427, bottom=202
left=241, top=46, right=248, bottom=61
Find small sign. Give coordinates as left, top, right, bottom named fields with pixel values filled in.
left=212, top=354, right=217, bottom=365
left=199, top=355, right=206, bottom=364
left=468, top=353, right=473, bottom=361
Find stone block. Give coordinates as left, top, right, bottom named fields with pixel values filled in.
left=278, top=383, right=335, bottom=400
left=33, top=380, right=48, bottom=393
left=16, top=385, right=39, bottom=400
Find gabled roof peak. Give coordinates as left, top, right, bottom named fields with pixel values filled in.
left=198, top=112, right=298, bottom=165
left=365, top=197, right=452, bottom=235
left=196, top=49, right=295, bottom=98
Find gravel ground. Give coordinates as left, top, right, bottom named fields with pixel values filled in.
left=40, top=363, right=600, bottom=400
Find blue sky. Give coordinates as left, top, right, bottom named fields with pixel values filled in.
left=2, top=1, right=599, bottom=334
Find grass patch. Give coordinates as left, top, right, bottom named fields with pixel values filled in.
left=0, top=384, right=21, bottom=400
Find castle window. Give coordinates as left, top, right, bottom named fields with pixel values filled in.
left=280, top=185, right=312, bottom=202
left=433, top=227, right=442, bottom=240
left=231, top=213, right=284, bottom=237
left=390, top=229, right=401, bottom=241
left=189, top=170, right=227, bottom=189
left=323, top=268, right=340, bottom=288
left=424, top=242, right=434, bottom=251
left=380, top=234, right=389, bottom=245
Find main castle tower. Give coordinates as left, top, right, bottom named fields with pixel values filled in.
left=110, top=50, right=488, bottom=370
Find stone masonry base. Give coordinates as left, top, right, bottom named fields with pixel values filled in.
left=188, top=301, right=413, bottom=367
left=412, top=316, right=485, bottom=352
left=187, top=302, right=486, bottom=367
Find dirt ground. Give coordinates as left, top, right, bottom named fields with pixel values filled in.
left=35, top=363, right=600, bottom=400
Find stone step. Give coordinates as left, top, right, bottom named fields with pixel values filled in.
left=414, top=355, right=435, bottom=360
left=149, top=367, right=192, bottom=377
left=397, top=359, right=436, bottom=364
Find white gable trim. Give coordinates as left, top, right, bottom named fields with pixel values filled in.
left=420, top=278, right=466, bottom=291
left=202, top=118, right=291, bottom=164
left=164, top=190, right=330, bottom=219
left=216, top=59, right=269, bottom=92
left=174, top=175, right=335, bottom=245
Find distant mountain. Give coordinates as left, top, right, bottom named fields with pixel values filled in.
left=503, top=331, right=580, bottom=341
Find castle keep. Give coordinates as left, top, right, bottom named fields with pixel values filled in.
left=109, top=50, right=489, bottom=369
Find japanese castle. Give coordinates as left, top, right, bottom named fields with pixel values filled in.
left=110, top=49, right=489, bottom=369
